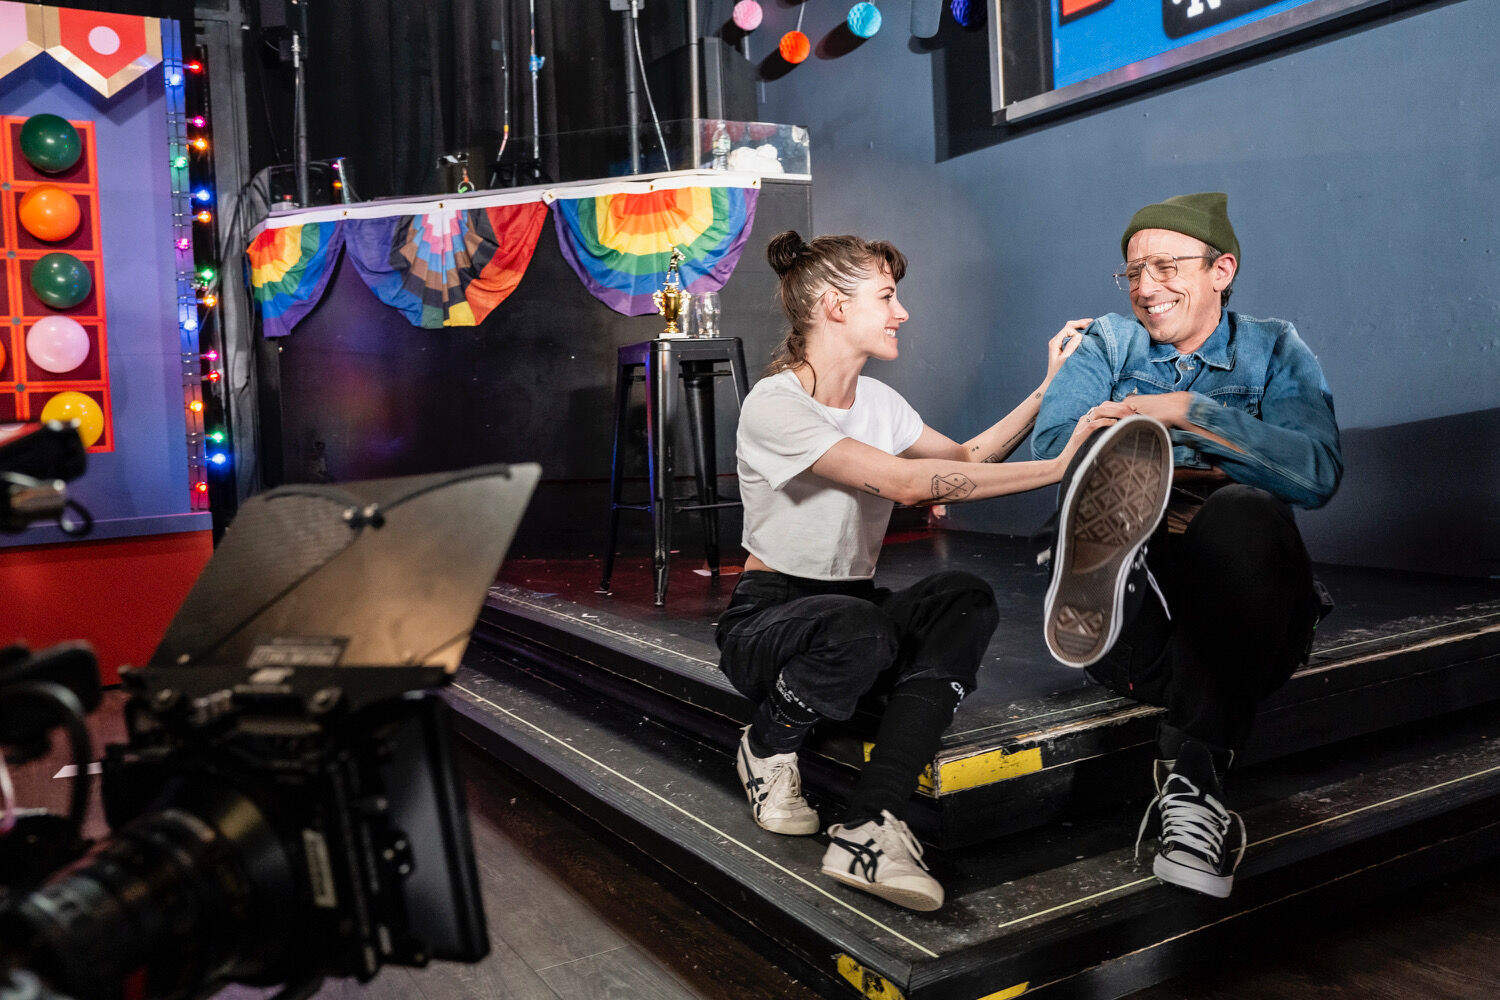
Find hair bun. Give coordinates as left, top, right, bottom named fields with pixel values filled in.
left=766, top=230, right=809, bottom=276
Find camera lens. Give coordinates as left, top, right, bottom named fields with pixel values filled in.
left=1, top=782, right=295, bottom=1000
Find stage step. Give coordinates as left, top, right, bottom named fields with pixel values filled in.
left=474, top=557, right=1500, bottom=848
left=447, top=636, right=1500, bottom=1000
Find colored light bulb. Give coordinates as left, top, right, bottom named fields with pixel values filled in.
left=189, top=400, right=204, bottom=413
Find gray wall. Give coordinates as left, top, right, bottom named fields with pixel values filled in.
left=748, top=0, right=1499, bottom=578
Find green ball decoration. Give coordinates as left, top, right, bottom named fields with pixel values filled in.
left=20, top=114, right=82, bottom=174
left=30, top=252, right=92, bottom=309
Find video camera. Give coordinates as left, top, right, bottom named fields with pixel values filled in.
left=0, top=422, right=540, bottom=1000
left=0, top=421, right=92, bottom=536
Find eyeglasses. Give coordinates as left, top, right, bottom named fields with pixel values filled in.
left=1113, top=254, right=1214, bottom=291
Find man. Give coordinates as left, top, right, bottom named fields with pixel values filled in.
left=1032, top=192, right=1341, bottom=898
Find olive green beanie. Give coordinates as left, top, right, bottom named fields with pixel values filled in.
left=1121, top=192, right=1240, bottom=263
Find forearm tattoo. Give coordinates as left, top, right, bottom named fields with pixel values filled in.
left=863, top=482, right=882, bottom=495
left=924, top=472, right=976, bottom=504
left=982, top=427, right=1031, bottom=463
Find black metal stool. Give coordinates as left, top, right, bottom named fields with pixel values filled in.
left=601, top=336, right=751, bottom=606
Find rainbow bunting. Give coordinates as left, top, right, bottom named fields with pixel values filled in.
left=550, top=184, right=759, bottom=316
left=340, top=202, right=548, bottom=328
left=462, top=202, right=549, bottom=325
left=246, top=221, right=344, bottom=339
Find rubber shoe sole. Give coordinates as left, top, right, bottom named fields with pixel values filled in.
left=821, top=864, right=945, bottom=912
left=1153, top=851, right=1235, bottom=898
left=1044, top=415, right=1172, bottom=668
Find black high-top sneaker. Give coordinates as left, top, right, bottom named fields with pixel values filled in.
left=1136, top=740, right=1245, bottom=898
left=1043, top=415, right=1172, bottom=668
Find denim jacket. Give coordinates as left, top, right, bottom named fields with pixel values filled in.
left=1032, top=311, right=1342, bottom=509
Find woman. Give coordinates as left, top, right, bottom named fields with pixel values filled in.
left=716, top=230, right=1123, bottom=912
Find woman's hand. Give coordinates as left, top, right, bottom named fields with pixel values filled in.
left=1045, top=319, right=1092, bottom=382
left=1053, top=400, right=1134, bottom=473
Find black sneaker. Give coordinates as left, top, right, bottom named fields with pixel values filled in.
left=1044, top=415, right=1172, bottom=668
left=1136, top=742, right=1245, bottom=898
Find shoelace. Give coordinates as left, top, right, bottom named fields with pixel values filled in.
left=1134, top=775, right=1245, bottom=871
left=762, top=758, right=802, bottom=801
left=876, top=810, right=931, bottom=872
left=1133, top=548, right=1172, bottom=620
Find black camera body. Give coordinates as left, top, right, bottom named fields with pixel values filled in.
left=3, top=662, right=487, bottom=1000
left=0, top=439, right=540, bottom=1000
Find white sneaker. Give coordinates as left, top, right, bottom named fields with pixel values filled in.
left=735, top=726, right=819, bottom=835
left=821, top=810, right=944, bottom=911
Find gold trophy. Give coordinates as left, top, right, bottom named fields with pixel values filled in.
left=652, top=248, right=689, bottom=338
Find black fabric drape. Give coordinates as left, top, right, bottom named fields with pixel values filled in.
left=292, top=0, right=634, bottom=199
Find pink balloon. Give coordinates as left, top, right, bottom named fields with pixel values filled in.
left=733, top=0, right=763, bottom=31
left=26, top=315, right=90, bottom=373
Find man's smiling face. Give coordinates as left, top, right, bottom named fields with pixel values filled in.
left=1124, top=228, right=1234, bottom=355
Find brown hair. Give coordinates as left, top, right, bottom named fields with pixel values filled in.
left=764, top=230, right=907, bottom=380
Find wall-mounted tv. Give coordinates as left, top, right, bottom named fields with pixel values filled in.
left=990, top=0, right=1440, bottom=125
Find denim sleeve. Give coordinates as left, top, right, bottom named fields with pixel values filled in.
left=1032, top=328, right=1115, bottom=460
left=1179, top=329, right=1343, bottom=508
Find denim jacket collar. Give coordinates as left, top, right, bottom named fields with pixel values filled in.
left=1148, top=311, right=1235, bottom=371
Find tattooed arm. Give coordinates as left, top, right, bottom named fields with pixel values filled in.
left=903, top=319, right=1092, bottom=464
left=813, top=406, right=1120, bottom=506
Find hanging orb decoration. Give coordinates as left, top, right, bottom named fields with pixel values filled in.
left=779, top=30, right=810, bottom=64
left=30, top=252, right=93, bottom=309
left=19, top=185, right=82, bottom=242
left=19, top=114, right=82, bottom=174
left=847, top=2, right=882, bottom=38
left=732, top=0, right=763, bottom=31
left=950, top=0, right=981, bottom=27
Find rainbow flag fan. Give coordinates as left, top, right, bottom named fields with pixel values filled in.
left=247, top=221, right=345, bottom=339
left=550, top=182, right=760, bottom=316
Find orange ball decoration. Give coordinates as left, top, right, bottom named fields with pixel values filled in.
left=779, top=30, right=810, bottom=64
left=19, top=184, right=82, bottom=242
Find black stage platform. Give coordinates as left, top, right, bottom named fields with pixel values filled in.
left=449, top=530, right=1500, bottom=999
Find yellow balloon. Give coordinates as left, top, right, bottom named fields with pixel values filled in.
left=40, top=391, right=104, bottom=447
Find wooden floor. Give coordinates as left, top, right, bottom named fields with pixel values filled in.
left=8, top=691, right=1500, bottom=1000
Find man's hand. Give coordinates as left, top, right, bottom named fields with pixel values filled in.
left=1055, top=400, right=1135, bottom=470
left=1045, top=319, right=1092, bottom=383
left=1122, top=391, right=1193, bottom=428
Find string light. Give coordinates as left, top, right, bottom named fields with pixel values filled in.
left=189, top=115, right=206, bottom=128
left=191, top=137, right=209, bottom=152
left=196, top=210, right=212, bottom=224
left=195, top=481, right=208, bottom=493
left=188, top=400, right=204, bottom=413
